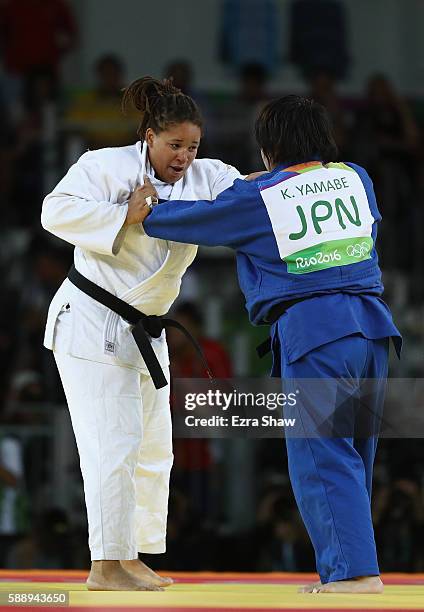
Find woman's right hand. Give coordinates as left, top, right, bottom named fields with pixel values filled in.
left=125, top=176, right=158, bottom=226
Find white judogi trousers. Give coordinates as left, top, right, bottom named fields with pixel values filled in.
left=54, top=352, right=172, bottom=560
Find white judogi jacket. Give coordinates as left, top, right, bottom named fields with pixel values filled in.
left=41, top=142, right=241, bottom=372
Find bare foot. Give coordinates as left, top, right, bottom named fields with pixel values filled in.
left=298, top=580, right=322, bottom=593
left=120, top=559, right=173, bottom=587
left=87, top=560, right=163, bottom=591
left=315, top=576, right=384, bottom=594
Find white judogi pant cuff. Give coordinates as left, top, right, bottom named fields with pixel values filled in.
left=54, top=352, right=172, bottom=560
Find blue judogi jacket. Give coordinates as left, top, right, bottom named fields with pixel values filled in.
left=143, top=160, right=401, bottom=364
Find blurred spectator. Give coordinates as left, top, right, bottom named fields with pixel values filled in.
left=164, top=60, right=212, bottom=157
left=4, top=370, right=46, bottom=424
left=289, top=0, right=350, bottom=80
left=6, top=507, right=75, bottom=569
left=373, top=479, right=424, bottom=571
left=168, top=301, right=233, bottom=523
left=239, top=63, right=269, bottom=106
left=1, top=368, right=53, bottom=522
left=219, top=0, right=279, bottom=75
left=65, top=54, right=138, bottom=149
left=353, top=74, right=419, bottom=166
left=209, top=63, right=271, bottom=173
left=164, top=60, right=194, bottom=96
left=254, top=484, right=315, bottom=571
left=9, top=237, right=71, bottom=403
left=0, top=81, right=14, bottom=210
left=0, top=0, right=76, bottom=77
left=16, top=239, right=69, bottom=359
left=351, top=74, right=420, bottom=270
left=169, top=301, right=233, bottom=379
left=0, top=291, right=20, bottom=411
left=0, top=434, right=28, bottom=565
left=152, top=488, right=214, bottom=571
left=5, top=66, right=61, bottom=228
left=8, top=371, right=44, bottom=406
left=307, top=69, right=350, bottom=154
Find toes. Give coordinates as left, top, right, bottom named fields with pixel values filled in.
left=142, top=584, right=164, bottom=592
left=316, top=583, right=337, bottom=593
left=298, top=581, right=321, bottom=594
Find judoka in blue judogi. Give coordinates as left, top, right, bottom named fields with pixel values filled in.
left=141, top=96, right=401, bottom=593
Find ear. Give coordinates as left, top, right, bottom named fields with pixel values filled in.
left=145, top=128, right=155, bottom=147
left=260, top=150, right=272, bottom=171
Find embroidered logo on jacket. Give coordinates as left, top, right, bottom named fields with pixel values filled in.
left=104, top=341, right=115, bottom=354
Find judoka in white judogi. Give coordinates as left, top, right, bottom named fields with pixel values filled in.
left=41, top=141, right=241, bottom=560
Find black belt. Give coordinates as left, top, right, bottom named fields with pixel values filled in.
left=256, top=296, right=314, bottom=358
left=68, top=265, right=213, bottom=390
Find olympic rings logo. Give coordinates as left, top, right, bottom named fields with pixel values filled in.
left=346, top=242, right=371, bottom=258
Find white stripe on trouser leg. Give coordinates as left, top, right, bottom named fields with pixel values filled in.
left=135, top=368, right=173, bottom=554
left=54, top=353, right=171, bottom=560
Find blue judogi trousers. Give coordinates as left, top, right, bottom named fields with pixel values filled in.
left=278, top=333, right=389, bottom=584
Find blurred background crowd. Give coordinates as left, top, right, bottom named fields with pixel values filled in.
left=0, top=0, right=424, bottom=572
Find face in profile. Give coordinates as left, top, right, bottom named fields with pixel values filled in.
left=146, top=122, right=201, bottom=184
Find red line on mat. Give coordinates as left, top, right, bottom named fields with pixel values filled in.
left=167, top=576, right=424, bottom=585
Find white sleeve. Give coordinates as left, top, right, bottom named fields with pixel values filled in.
left=41, top=151, right=128, bottom=256
left=211, top=162, right=243, bottom=199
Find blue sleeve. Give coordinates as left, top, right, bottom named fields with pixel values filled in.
left=143, top=179, right=265, bottom=251
left=346, top=162, right=381, bottom=222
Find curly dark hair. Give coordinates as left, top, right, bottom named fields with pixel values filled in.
left=121, top=75, right=202, bottom=140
